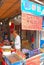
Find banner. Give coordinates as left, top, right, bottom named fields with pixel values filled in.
left=21, top=0, right=44, bottom=16
left=22, top=12, right=42, bottom=30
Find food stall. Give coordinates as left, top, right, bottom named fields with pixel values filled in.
left=0, top=44, right=44, bottom=65
left=0, top=0, right=44, bottom=65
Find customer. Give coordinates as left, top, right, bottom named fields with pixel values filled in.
left=31, top=34, right=35, bottom=49
left=4, top=33, right=8, bottom=40
left=12, top=30, right=21, bottom=50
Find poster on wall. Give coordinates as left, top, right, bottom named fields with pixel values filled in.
left=26, top=56, right=40, bottom=65
left=22, top=12, right=42, bottom=30
left=21, top=0, right=44, bottom=16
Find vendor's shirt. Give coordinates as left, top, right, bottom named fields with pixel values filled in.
left=14, top=35, right=21, bottom=50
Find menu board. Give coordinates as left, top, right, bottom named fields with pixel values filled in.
left=22, top=12, right=42, bottom=30
left=21, top=0, right=44, bottom=16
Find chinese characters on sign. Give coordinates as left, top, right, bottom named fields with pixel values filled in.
left=22, top=12, right=42, bottom=30
left=21, top=0, right=44, bottom=16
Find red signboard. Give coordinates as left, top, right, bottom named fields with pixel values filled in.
left=26, top=56, right=40, bottom=65
left=22, top=12, right=42, bottom=30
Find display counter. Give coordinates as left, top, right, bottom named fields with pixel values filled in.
left=0, top=44, right=44, bottom=65
left=4, top=53, right=23, bottom=65
left=25, top=53, right=44, bottom=65
left=0, top=45, right=26, bottom=65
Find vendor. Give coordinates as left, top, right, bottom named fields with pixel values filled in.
left=12, top=30, right=21, bottom=51
left=4, top=33, right=9, bottom=45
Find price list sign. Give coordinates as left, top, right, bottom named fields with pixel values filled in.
left=22, top=12, right=42, bottom=30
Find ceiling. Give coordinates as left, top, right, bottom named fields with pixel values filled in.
left=0, top=0, right=21, bottom=20
left=0, top=0, right=44, bottom=21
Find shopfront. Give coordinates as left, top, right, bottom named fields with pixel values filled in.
left=0, top=0, right=44, bottom=65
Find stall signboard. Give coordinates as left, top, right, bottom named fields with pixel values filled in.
left=26, top=56, right=40, bottom=65
left=21, top=0, right=44, bottom=16
left=22, top=12, right=42, bottom=30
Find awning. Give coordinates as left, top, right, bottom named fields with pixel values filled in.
left=0, top=0, right=21, bottom=20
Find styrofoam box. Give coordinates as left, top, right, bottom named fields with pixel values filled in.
left=4, top=55, right=24, bottom=65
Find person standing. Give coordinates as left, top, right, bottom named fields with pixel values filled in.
left=31, top=34, right=35, bottom=49
left=12, top=30, right=21, bottom=50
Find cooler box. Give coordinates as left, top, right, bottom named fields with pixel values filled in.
left=4, top=53, right=23, bottom=65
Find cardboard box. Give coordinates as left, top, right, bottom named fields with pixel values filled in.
left=22, top=40, right=32, bottom=49
left=40, top=48, right=44, bottom=53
